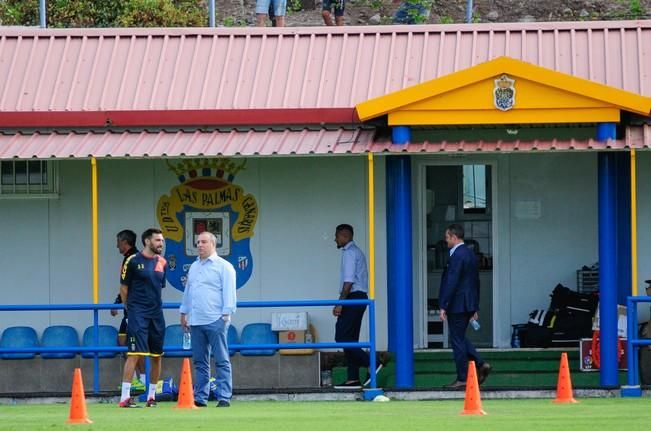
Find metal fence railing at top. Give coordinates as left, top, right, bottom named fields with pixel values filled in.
left=0, top=299, right=378, bottom=394
left=624, top=295, right=651, bottom=396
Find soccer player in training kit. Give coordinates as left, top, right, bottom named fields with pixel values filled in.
left=118, top=228, right=167, bottom=408
left=111, top=229, right=146, bottom=390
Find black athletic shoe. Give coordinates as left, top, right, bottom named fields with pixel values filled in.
left=217, top=400, right=231, bottom=407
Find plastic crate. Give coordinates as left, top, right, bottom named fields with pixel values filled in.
left=577, top=269, right=599, bottom=294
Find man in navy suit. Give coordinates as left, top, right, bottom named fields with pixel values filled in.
left=439, top=224, right=491, bottom=388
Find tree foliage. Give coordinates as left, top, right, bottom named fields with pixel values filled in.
left=0, top=0, right=208, bottom=27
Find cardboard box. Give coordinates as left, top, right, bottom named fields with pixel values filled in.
left=272, top=312, right=309, bottom=331
left=278, top=329, right=314, bottom=355
left=579, top=337, right=627, bottom=371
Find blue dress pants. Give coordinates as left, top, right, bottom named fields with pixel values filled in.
left=191, top=318, right=232, bottom=404
left=447, top=311, right=484, bottom=382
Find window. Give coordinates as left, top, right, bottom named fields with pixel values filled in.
left=461, top=165, right=489, bottom=214
left=0, top=160, right=58, bottom=197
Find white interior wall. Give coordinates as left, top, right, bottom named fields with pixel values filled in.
left=632, top=151, right=651, bottom=322
left=0, top=156, right=388, bottom=349
left=507, top=152, right=599, bottom=327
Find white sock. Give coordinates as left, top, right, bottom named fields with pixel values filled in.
left=148, top=383, right=156, bottom=400
left=132, top=371, right=138, bottom=381
left=120, top=382, right=132, bottom=402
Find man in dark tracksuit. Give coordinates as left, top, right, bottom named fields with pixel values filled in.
left=111, top=229, right=144, bottom=387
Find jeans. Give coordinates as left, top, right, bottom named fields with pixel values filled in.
left=191, top=318, right=232, bottom=403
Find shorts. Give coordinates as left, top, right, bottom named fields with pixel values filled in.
left=322, top=0, right=345, bottom=16
left=118, top=317, right=128, bottom=336
left=256, top=0, right=286, bottom=16
left=126, top=312, right=166, bottom=357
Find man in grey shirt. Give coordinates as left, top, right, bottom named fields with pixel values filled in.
left=180, top=231, right=237, bottom=407
left=333, top=224, right=381, bottom=389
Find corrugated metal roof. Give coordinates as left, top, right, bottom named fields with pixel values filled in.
left=0, top=21, right=650, bottom=113
left=0, top=128, right=375, bottom=158
left=1, top=126, right=649, bottom=159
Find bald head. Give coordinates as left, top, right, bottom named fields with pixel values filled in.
left=197, top=231, right=217, bottom=259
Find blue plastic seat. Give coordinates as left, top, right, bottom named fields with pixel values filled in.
left=0, top=326, right=39, bottom=359
left=239, top=323, right=277, bottom=356
left=41, top=325, right=79, bottom=359
left=82, top=325, right=118, bottom=358
left=227, top=324, right=238, bottom=356
left=164, top=324, right=191, bottom=357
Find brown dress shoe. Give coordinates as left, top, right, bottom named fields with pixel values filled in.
left=444, top=380, right=466, bottom=389
left=478, top=363, right=492, bottom=385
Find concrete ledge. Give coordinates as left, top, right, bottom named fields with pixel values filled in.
left=0, top=353, right=320, bottom=394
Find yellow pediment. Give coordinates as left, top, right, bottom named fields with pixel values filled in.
left=355, top=57, right=651, bottom=126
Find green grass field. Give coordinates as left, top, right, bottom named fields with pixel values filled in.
left=0, top=399, right=649, bottom=431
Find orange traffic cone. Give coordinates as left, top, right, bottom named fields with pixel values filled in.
left=553, top=352, right=578, bottom=404
left=461, top=361, right=486, bottom=415
left=67, top=368, right=92, bottom=424
left=176, top=358, right=198, bottom=409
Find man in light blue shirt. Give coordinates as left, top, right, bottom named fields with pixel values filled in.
left=180, top=231, right=236, bottom=407
left=333, top=224, right=380, bottom=389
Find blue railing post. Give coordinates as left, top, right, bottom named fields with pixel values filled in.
left=369, top=301, right=377, bottom=388
left=93, top=309, right=100, bottom=394
left=621, top=296, right=650, bottom=397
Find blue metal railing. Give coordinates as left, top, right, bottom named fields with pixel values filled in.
left=0, top=299, right=378, bottom=394
left=625, top=295, right=651, bottom=395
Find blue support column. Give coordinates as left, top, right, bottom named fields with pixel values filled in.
left=598, top=151, right=619, bottom=387
left=392, top=126, right=412, bottom=145
left=597, top=123, right=616, bottom=141
left=386, top=167, right=397, bottom=353
left=386, top=155, right=414, bottom=388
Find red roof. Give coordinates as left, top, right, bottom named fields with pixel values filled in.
left=0, top=21, right=650, bottom=115
left=1, top=126, right=648, bottom=159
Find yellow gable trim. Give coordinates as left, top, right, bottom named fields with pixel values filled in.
left=355, top=57, right=651, bottom=124
left=389, top=108, right=620, bottom=126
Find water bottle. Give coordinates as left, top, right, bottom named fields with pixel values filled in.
left=305, top=331, right=313, bottom=344
left=320, top=370, right=332, bottom=387
left=183, top=332, right=192, bottom=350
left=470, top=319, right=481, bottom=331
left=512, top=333, right=520, bottom=348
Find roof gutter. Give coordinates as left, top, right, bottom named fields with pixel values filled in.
left=0, top=108, right=360, bottom=129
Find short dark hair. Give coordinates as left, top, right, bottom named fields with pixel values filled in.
left=141, top=228, right=163, bottom=246
left=336, top=224, right=354, bottom=237
left=446, top=223, right=465, bottom=239
left=116, top=230, right=137, bottom=247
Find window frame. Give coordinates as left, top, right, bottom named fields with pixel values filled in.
left=0, top=160, right=59, bottom=198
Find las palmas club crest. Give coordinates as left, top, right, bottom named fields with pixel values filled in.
left=157, top=158, right=258, bottom=292
left=493, top=74, right=516, bottom=111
